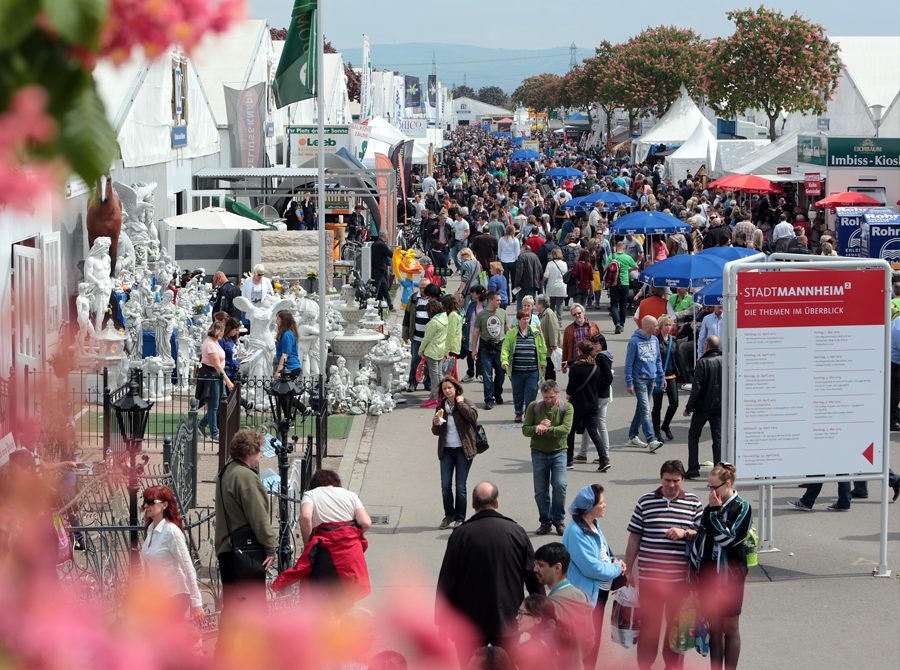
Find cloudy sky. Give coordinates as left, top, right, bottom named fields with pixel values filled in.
left=249, top=0, right=900, bottom=49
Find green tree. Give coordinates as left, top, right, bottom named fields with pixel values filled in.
left=452, top=84, right=476, bottom=99
left=705, top=6, right=842, bottom=141
left=476, top=85, right=508, bottom=108
left=510, top=73, right=563, bottom=113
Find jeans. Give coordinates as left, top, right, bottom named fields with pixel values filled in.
left=576, top=397, right=610, bottom=461
left=478, top=345, right=506, bottom=403
left=609, top=284, right=629, bottom=328
left=452, top=240, right=466, bottom=269
left=549, top=296, right=565, bottom=320
left=531, top=450, right=568, bottom=525
left=628, top=378, right=656, bottom=442
left=516, top=286, right=537, bottom=311
left=652, top=380, right=679, bottom=436
left=425, top=356, right=444, bottom=399
left=510, top=369, right=539, bottom=415
left=502, top=261, right=517, bottom=303
left=440, top=448, right=472, bottom=521
left=199, top=376, right=223, bottom=436
left=688, top=408, right=722, bottom=473
left=408, top=339, right=429, bottom=390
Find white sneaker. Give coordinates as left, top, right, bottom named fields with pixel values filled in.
left=680, top=383, right=693, bottom=391
left=626, top=436, right=648, bottom=448
left=647, top=440, right=664, bottom=453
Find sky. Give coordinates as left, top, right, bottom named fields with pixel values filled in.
left=249, top=0, right=900, bottom=50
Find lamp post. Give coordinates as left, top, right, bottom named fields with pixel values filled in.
left=266, top=373, right=300, bottom=573
left=870, top=104, right=884, bottom=138
left=113, top=372, right=153, bottom=568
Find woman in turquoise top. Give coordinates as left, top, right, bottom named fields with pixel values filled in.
left=274, top=310, right=301, bottom=379
left=562, top=484, right=626, bottom=668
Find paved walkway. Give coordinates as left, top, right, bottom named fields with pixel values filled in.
left=349, top=303, right=900, bottom=670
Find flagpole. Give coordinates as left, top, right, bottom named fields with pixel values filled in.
left=316, top=0, right=327, bottom=405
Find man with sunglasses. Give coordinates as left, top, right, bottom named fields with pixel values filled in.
left=560, top=304, right=601, bottom=373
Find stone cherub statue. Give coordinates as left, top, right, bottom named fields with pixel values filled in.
left=83, top=236, right=114, bottom=333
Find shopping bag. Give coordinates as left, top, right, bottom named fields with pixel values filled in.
left=610, top=585, right=640, bottom=649
left=592, top=270, right=602, bottom=292
left=550, top=348, right=563, bottom=371
left=415, top=357, right=426, bottom=383
left=668, top=595, right=700, bottom=654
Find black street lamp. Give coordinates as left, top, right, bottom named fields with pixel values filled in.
left=113, top=373, right=153, bottom=568
left=266, top=373, right=301, bottom=573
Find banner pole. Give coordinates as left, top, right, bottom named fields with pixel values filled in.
left=317, top=1, right=327, bottom=399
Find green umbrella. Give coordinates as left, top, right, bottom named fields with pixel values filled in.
left=211, top=196, right=271, bottom=226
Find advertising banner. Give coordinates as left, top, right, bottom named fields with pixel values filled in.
left=827, top=137, right=900, bottom=169
left=287, top=125, right=350, bottom=165
left=224, top=83, right=267, bottom=168
left=393, top=75, right=405, bottom=126
left=374, top=152, right=392, bottom=238
left=359, top=35, right=372, bottom=121
left=797, top=135, right=827, bottom=166
left=803, top=172, right=822, bottom=196
left=734, top=268, right=886, bottom=478
left=835, top=207, right=895, bottom=257
left=426, top=75, right=437, bottom=121
left=350, top=123, right=371, bottom=162
left=404, top=76, right=421, bottom=108
left=862, top=210, right=900, bottom=269
left=398, top=118, right=427, bottom=138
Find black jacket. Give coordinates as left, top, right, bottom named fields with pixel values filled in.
left=213, top=281, right=242, bottom=319
left=436, top=509, right=542, bottom=643
left=370, top=239, right=392, bottom=276
left=657, top=334, right=682, bottom=379
left=686, top=348, right=722, bottom=413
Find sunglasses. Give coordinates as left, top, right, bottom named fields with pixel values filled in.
left=141, top=499, right=163, bottom=507
left=516, top=610, right=535, bottom=618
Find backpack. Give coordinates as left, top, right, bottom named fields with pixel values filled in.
left=603, top=258, right=621, bottom=288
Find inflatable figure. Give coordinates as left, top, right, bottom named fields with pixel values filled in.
left=391, top=247, right=424, bottom=309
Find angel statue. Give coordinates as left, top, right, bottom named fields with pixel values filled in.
left=232, top=296, right=294, bottom=400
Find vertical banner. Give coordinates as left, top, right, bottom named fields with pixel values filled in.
left=360, top=34, right=373, bottom=121
left=393, top=74, right=405, bottom=126
left=350, top=122, right=371, bottom=162
left=272, top=0, right=317, bottom=107
left=427, top=74, right=437, bottom=122
left=405, top=76, right=421, bottom=108
left=224, top=83, right=267, bottom=167
left=374, top=152, right=392, bottom=240
left=390, top=139, right=414, bottom=200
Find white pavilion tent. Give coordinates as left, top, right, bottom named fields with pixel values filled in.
left=633, top=85, right=713, bottom=163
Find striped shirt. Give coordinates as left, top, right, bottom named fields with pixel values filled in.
left=511, top=330, right=538, bottom=372
left=627, top=487, right=702, bottom=583
left=413, top=297, right=430, bottom=342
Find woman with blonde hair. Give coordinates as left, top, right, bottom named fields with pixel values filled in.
left=652, top=314, right=681, bottom=442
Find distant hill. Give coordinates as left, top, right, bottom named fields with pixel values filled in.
left=335, top=42, right=594, bottom=93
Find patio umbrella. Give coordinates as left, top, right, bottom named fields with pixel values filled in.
left=694, top=278, right=724, bottom=306
left=698, top=246, right=763, bottom=261
left=163, top=207, right=271, bottom=230
left=609, top=211, right=692, bottom=235
left=561, top=191, right=638, bottom=212
left=708, top=174, right=783, bottom=194
left=545, top=167, right=584, bottom=179
left=814, top=192, right=881, bottom=209
left=510, top=149, right=541, bottom=162
left=638, top=253, right=727, bottom=289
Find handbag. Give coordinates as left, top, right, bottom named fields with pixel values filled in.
left=217, top=461, right=268, bottom=580
left=475, top=423, right=490, bottom=454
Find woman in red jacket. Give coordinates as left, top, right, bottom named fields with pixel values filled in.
left=573, top=249, right=595, bottom=308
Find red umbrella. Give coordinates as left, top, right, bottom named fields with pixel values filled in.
left=814, top=192, right=881, bottom=209
left=707, top=174, right=783, bottom=194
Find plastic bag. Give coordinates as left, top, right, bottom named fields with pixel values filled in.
left=550, top=348, right=563, bottom=371
left=54, top=515, right=73, bottom=564
left=610, top=585, right=640, bottom=649
left=668, top=595, right=700, bottom=654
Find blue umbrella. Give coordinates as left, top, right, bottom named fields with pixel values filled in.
left=698, top=246, right=763, bottom=261
left=510, top=149, right=541, bottom=162
left=609, top=211, right=691, bottom=235
left=545, top=167, right=584, bottom=179
left=638, top=254, right=726, bottom=289
left=561, top=191, right=637, bottom=211
left=694, top=278, right=724, bottom=306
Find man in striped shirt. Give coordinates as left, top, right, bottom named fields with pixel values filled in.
left=403, top=278, right=434, bottom=391
left=625, top=460, right=702, bottom=670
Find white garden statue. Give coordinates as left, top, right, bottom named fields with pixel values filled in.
left=232, top=296, right=293, bottom=400
left=83, top=236, right=114, bottom=333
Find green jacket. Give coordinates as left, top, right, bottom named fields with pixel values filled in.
left=614, top=251, right=638, bottom=286
left=447, top=311, right=463, bottom=355
left=522, top=398, right=573, bottom=453
left=420, top=312, right=449, bottom=360
left=500, top=325, right=547, bottom=375
left=214, top=459, right=278, bottom=556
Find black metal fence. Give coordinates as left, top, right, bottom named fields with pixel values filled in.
left=0, top=371, right=11, bottom=440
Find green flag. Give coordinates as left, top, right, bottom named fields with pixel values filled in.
left=273, top=0, right=318, bottom=108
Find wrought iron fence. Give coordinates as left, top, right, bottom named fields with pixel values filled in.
left=163, top=401, right=199, bottom=510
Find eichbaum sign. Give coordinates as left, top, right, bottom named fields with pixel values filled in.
left=734, top=268, right=886, bottom=478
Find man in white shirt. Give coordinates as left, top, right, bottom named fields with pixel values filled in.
left=451, top=212, right=470, bottom=269
left=588, top=200, right=604, bottom=231
left=697, top=306, right=724, bottom=358
left=772, top=215, right=796, bottom=243
left=422, top=173, right=438, bottom=196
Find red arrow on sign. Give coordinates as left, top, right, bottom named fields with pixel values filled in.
left=862, top=443, right=874, bottom=465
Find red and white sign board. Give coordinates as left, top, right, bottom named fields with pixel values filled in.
left=734, top=268, right=886, bottom=478
left=804, top=172, right=822, bottom=196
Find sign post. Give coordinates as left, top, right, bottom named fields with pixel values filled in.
left=722, top=255, right=892, bottom=576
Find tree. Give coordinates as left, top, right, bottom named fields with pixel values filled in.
left=610, top=26, right=709, bottom=119
left=452, top=85, right=476, bottom=100
left=344, top=63, right=361, bottom=102
left=705, top=7, right=842, bottom=141
left=510, top=73, right=564, bottom=113
left=476, top=86, right=508, bottom=107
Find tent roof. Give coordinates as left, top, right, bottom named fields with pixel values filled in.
left=452, top=96, right=512, bottom=117
left=832, top=36, right=900, bottom=110
left=635, top=86, right=711, bottom=146
left=726, top=131, right=822, bottom=180
left=190, top=20, right=269, bottom=126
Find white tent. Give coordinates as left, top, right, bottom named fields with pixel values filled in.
left=361, top=116, right=429, bottom=165
left=726, top=131, right=823, bottom=182
left=714, top=139, right=770, bottom=176
left=634, top=85, right=713, bottom=163
left=665, top=121, right=718, bottom=181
